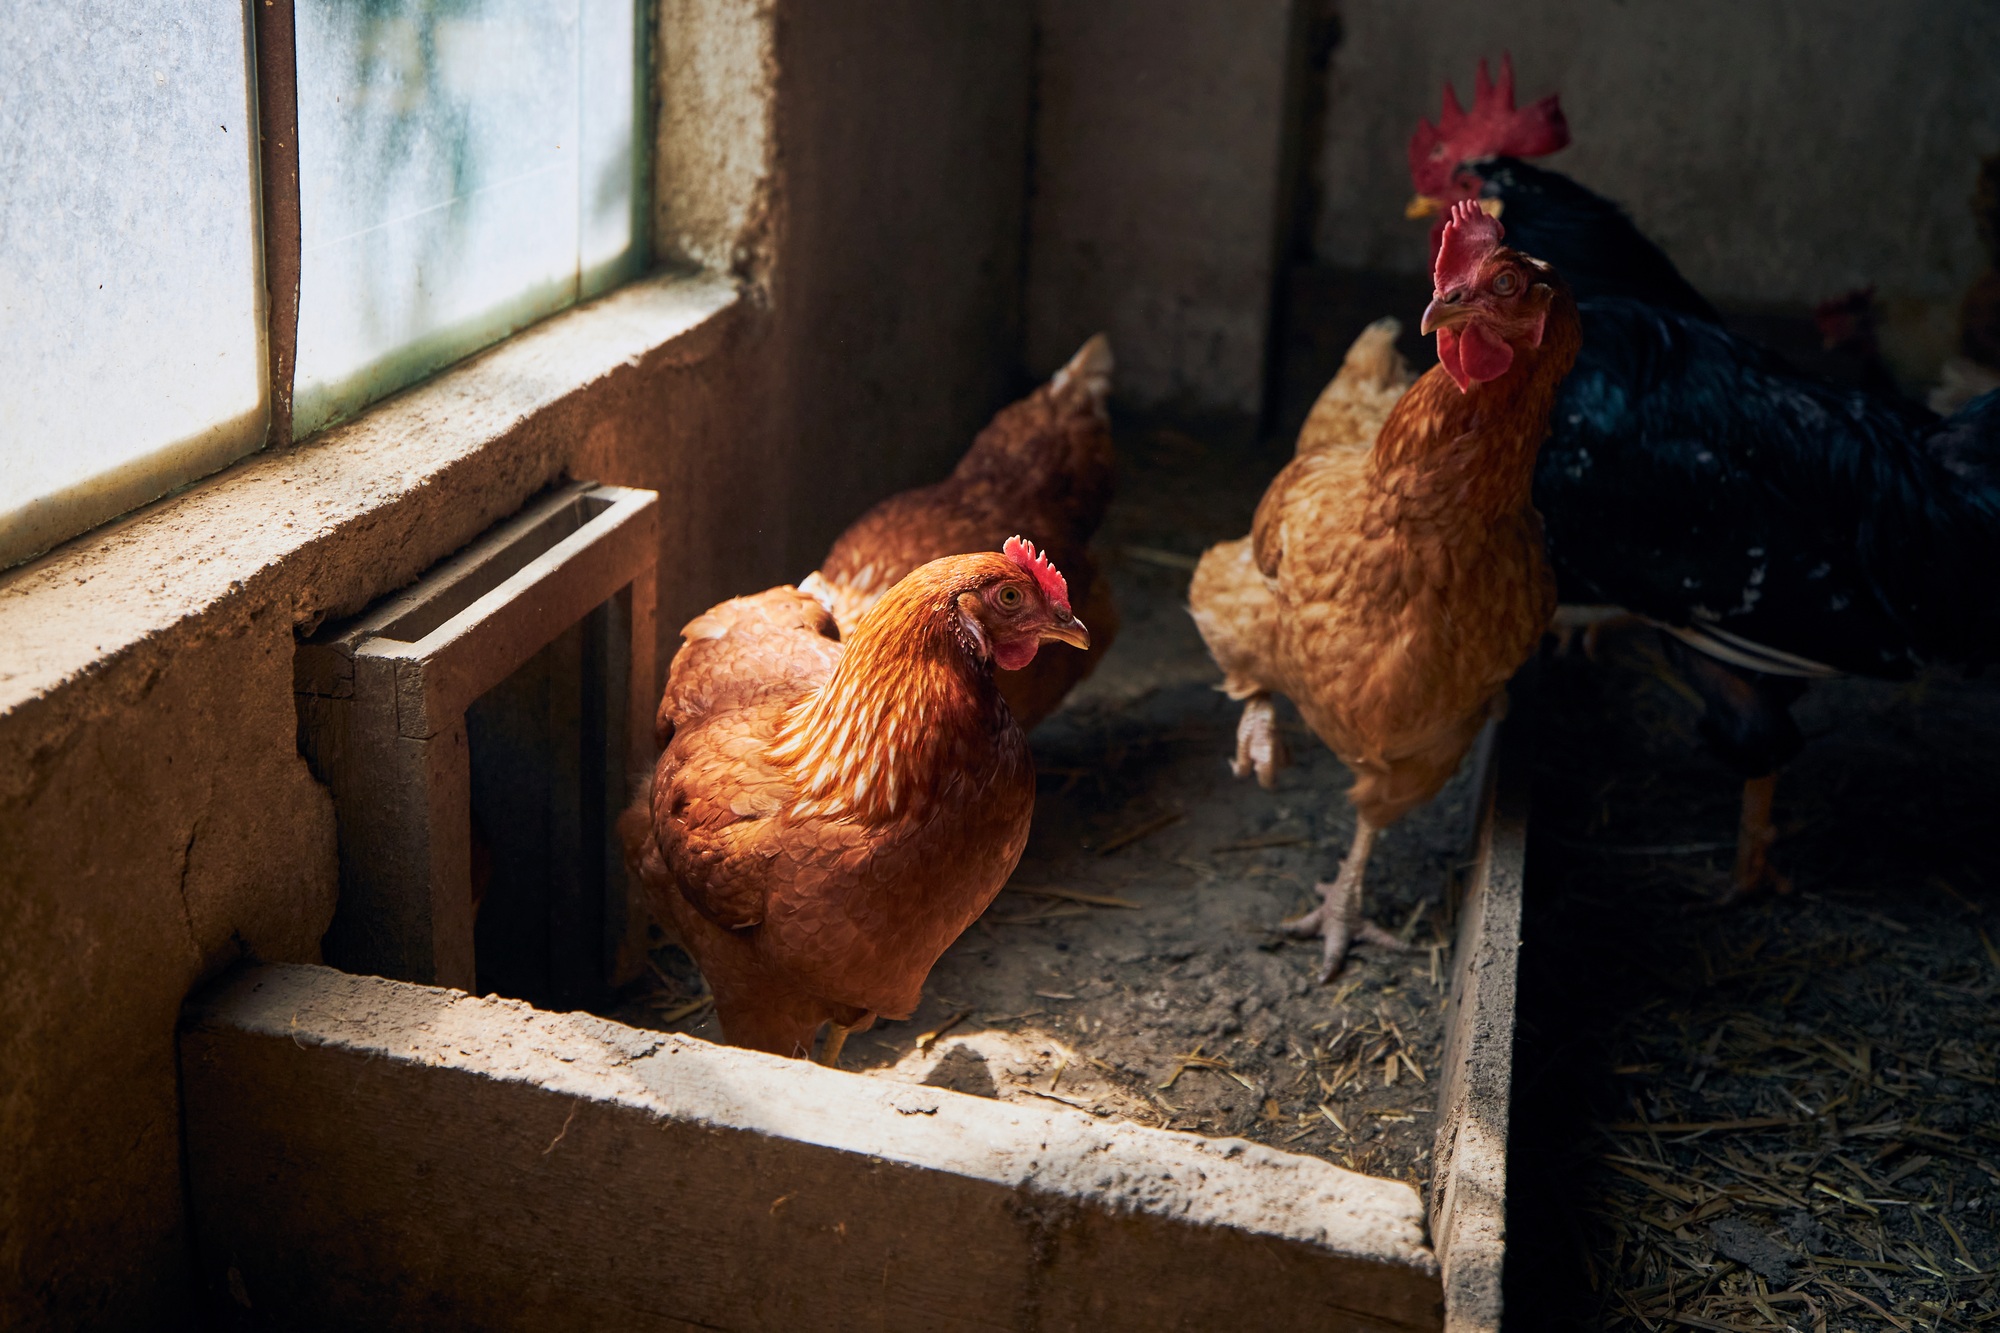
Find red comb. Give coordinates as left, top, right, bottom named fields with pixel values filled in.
left=1435, top=199, right=1506, bottom=291
left=1002, top=536, right=1070, bottom=614
left=1407, top=53, right=1569, bottom=197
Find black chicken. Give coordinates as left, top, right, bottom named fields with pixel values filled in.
left=1407, top=68, right=2000, bottom=895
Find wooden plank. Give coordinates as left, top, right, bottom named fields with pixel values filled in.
left=1429, top=682, right=1533, bottom=1333
left=371, top=485, right=657, bottom=736
left=298, top=484, right=657, bottom=995
left=182, top=964, right=1444, bottom=1332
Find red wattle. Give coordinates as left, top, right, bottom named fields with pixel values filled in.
left=995, top=639, right=1039, bottom=672
left=1435, top=322, right=1515, bottom=393
left=1437, top=327, right=1471, bottom=393
left=1458, top=320, right=1515, bottom=382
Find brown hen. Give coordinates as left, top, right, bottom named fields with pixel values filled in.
left=804, top=336, right=1116, bottom=729
left=1190, top=202, right=1578, bottom=979
left=1192, top=316, right=1417, bottom=789
left=624, top=541, right=1089, bottom=1061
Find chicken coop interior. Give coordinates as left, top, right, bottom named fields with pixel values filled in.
left=4, top=2, right=1999, bottom=1330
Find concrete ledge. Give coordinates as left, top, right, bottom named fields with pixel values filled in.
left=0, top=271, right=738, bottom=726
left=181, top=963, right=1442, bottom=1331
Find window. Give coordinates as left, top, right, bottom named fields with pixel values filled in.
left=0, top=2, right=268, bottom=569
left=291, top=0, right=646, bottom=437
left=0, top=0, right=646, bottom=569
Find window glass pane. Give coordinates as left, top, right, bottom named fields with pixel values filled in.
left=291, top=0, right=643, bottom=440
left=0, top=2, right=268, bottom=569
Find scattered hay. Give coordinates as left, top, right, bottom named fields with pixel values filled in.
left=1513, top=629, right=2000, bottom=1329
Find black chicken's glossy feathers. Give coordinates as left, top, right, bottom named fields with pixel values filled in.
left=1468, top=157, right=1720, bottom=322
left=1537, top=300, right=2000, bottom=678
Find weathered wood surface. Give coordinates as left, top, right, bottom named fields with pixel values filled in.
left=1429, top=697, right=1531, bottom=1333
left=182, top=964, right=1443, bottom=1331
left=297, top=483, right=656, bottom=994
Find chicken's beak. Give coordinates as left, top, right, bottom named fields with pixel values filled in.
left=1040, top=612, right=1090, bottom=652
left=1405, top=194, right=1443, bottom=220
left=1420, top=293, right=1474, bottom=336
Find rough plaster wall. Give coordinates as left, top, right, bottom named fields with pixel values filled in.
left=1314, top=0, right=2000, bottom=377
left=769, top=0, right=1033, bottom=573
left=654, top=0, right=777, bottom=277
left=0, top=286, right=756, bottom=1329
left=1026, top=0, right=1296, bottom=414
left=0, top=618, right=336, bottom=1326
left=0, top=1, right=1035, bottom=1322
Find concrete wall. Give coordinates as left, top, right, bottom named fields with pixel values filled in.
left=0, top=4, right=1032, bottom=1325
left=769, top=0, right=1033, bottom=575
left=1025, top=0, right=1296, bottom=415
left=1312, top=0, right=2000, bottom=378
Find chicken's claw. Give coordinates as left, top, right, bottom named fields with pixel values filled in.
left=1229, top=694, right=1289, bottom=789
left=1279, top=822, right=1408, bottom=982
left=1284, top=896, right=1413, bottom=983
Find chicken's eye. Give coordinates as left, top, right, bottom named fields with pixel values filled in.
left=1491, top=270, right=1520, bottom=296
left=995, top=584, right=1025, bottom=610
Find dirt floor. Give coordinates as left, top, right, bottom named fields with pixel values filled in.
left=620, top=415, right=1474, bottom=1193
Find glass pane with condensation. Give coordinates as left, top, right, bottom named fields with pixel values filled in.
left=0, top=2, right=268, bottom=569
left=578, top=0, right=642, bottom=298
left=291, top=0, right=641, bottom=439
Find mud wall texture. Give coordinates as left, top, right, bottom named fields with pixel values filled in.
left=767, top=0, right=1033, bottom=575
left=1311, top=0, right=2000, bottom=378
left=0, top=4, right=1031, bottom=1326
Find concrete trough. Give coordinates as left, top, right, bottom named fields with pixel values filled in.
left=179, top=713, right=1528, bottom=1331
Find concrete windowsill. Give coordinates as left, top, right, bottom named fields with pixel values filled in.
left=0, top=270, right=741, bottom=724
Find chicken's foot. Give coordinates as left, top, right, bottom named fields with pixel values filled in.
left=1229, top=694, right=1289, bottom=790
left=1723, top=773, right=1791, bottom=902
left=1280, top=822, right=1409, bottom=982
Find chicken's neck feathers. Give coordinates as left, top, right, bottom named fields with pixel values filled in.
left=771, top=597, right=1017, bottom=824
left=1369, top=303, right=1580, bottom=522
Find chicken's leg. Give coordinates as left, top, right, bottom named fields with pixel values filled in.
left=1725, top=774, right=1791, bottom=901
left=817, top=1022, right=851, bottom=1068
left=1281, top=822, right=1409, bottom=982
left=1230, top=693, right=1289, bottom=790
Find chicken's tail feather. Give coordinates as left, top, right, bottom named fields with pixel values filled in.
left=1337, top=317, right=1412, bottom=395
left=1050, top=333, right=1114, bottom=418
left=1295, top=318, right=1416, bottom=458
